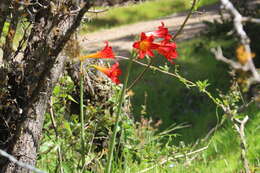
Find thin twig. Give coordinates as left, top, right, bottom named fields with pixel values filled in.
left=13, top=23, right=31, bottom=59
left=0, top=149, right=46, bottom=173
left=242, top=17, right=260, bottom=24
left=116, top=56, right=194, bottom=86
left=172, top=0, right=197, bottom=41
left=117, top=55, right=225, bottom=108
left=87, top=9, right=109, bottom=13
left=138, top=146, right=208, bottom=173
left=127, top=57, right=152, bottom=90
left=203, top=116, right=226, bottom=142
left=49, top=99, right=58, bottom=137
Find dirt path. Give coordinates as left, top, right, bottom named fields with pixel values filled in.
left=80, top=4, right=221, bottom=56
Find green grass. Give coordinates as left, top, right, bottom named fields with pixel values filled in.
left=82, top=0, right=218, bottom=33
left=171, top=107, right=260, bottom=172
left=112, top=108, right=260, bottom=172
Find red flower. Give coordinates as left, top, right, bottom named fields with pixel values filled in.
left=146, top=22, right=172, bottom=43
left=133, top=23, right=178, bottom=63
left=157, top=42, right=178, bottom=64
left=79, top=41, right=115, bottom=61
left=133, top=32, right=159, bottom=59
left=92, top=62, right=122, bottom=84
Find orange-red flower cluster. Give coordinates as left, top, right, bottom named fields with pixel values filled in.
left=78, top=41, right=115, bottom=61
left=79, top=22, right=178, bottom=84
left=133, top=32, right=159, bottom=59
left=92, top=62, right=122, bottom=85
left=79, top=42, right=121, bottom=85
left=133, top=22, right=178, bottom=64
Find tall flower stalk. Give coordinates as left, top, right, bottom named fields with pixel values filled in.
left=79, top=62, right=85, bottom=169
left=105, top=53, right=134, bottom=173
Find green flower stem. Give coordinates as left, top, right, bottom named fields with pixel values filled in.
left=105, top=55, right=134, bottom=173
left=127, top=57, right=152, bottom=91
left=172, top=0, right=196, bottom=41
left=49, top=98, right=64, bottom=173
left=116, top=55, right=223, bottom=108
left=80, top=62, right=85, bottom=168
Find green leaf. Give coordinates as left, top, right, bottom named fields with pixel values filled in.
left=64, top=121, right=73, bottom=136
left=67, top=95, right=78, bottom=104
left=53, top=85, right=61, bottom=95
left=196, top=80, right=210, bottom=92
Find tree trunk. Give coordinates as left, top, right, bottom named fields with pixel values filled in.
left=3, top=54, right=66, bottom=172
left=0, top=1, right=92, bottom=172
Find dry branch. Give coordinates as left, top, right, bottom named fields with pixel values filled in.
left=233, top=116, right=250, bottom=173
left=139, top=146, right=208, bottom=173
left=0, top=149, right=45, bottom=173
left=214, top=0, right=260, bottom=83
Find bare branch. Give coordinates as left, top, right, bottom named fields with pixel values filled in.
left=210, top=47, right=249, bottom=71
left=2, top=3, right=20, bottom=62
left=0, top=149, right=46, bottom=173
left=87, top=8, right=109, bottom=13
left=242, top=17, right=260, bottom=24
left=220, top=0, right=260, bottom=82
left=233, top=116, right=250, bottom=173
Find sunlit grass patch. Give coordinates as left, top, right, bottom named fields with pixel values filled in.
left=81, top=0, right=218, bottom=33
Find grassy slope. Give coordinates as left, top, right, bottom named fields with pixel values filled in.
left=82, top=0, right=218, bottom=33
left=171, top=108, right=260, bottom=173
left=127, top=37, right=260, bottom=172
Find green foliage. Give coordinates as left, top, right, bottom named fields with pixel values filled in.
left=37, top=75, right=188, bottom=172
left=37, top=33, right=260, bottom=172
left=196, top=80, right=210, bottom=92
left=82, top=0, right=218, bottom=33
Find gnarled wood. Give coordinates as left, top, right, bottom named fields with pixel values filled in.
left=0, top=1, right=92, bottom=172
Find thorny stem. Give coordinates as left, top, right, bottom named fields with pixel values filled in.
left=105, top=54, right=134, bottom=173
left=127, top=56, right=152, bottom=90
left=172, top=0, right=197, bottom=41
left=80, top=62, right=85, bottom=169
